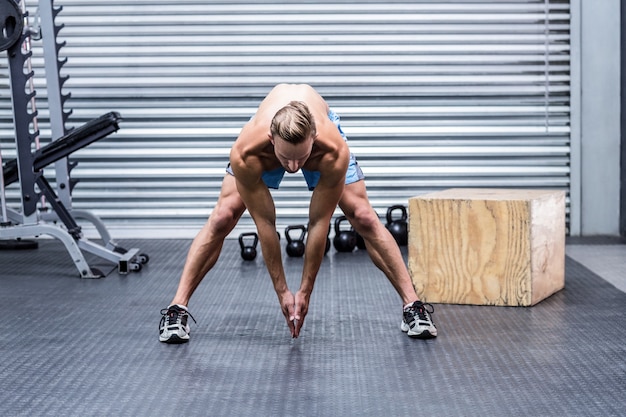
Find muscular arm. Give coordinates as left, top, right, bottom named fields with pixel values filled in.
left=229, top=150, right=289, bottom=298
left=301, top=171, right=345, bottom=293
left=231, top=153, right=302, bottom=336
left=293, top=144, right=350, bottom=333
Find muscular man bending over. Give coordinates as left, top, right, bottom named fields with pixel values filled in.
left=159, top=83, right=437, bottom=342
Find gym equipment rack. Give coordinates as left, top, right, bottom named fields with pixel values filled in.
left=1, top=0, right=148, bottom=277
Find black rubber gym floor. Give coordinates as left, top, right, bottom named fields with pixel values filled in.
left=0, top=239, right=624, bottom=417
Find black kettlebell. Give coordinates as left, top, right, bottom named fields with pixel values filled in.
left=386, top=205, right=408, bottom=246
left=333, top=216, right=356, bottom=252
left=239, top=232, right=258, bottom=261
left=285, top=225, right=306, bottom=257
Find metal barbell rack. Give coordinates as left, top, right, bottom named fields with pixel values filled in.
left=1, top=0, right=148, bottom=277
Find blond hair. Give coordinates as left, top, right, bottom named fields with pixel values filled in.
left=270, top=101, right=316, bottom=144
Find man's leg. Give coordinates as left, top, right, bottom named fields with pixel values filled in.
left=171, top=174, right=246, bottom=306
left=338, top=180, right=437, bottom=338
left=160, top=174, right=246, bottom=343
left=338, top=180, right=417, bottom=305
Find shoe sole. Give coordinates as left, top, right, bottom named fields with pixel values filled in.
left=402, top=323, right=437, bottom=339
left=159, top=334, right=189, bottom=344
left=407, top=330, right=437, bottom=339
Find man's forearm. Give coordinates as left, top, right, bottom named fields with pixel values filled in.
left=299, top=221, right=328, bottom=295
left=256, top=222, right=290, bottom=295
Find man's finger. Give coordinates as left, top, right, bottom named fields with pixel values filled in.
left=287, top=317, right=296, bottom=338
left=293, top=317, right=304, bottom=338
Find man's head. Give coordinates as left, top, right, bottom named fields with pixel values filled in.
left=270, top=101, right=316, bottom=144
left=270, top=101, right=316, bottom=173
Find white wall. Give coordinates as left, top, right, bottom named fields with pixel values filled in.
left=570, top=0, right=622, bottom=236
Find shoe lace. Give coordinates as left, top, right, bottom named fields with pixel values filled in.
left=159, top=306, right=197, bottom=327
left=409, top=301, right=434, bottom=322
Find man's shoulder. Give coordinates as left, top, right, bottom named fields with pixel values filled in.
left=239, top=115, right=270, bottom=139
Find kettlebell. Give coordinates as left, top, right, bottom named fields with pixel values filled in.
left=333, top=216, right=356, bottom=252
left=239, top=232, right=258, bottom=261
left=385, top=205, right=408, bottom=246
left=285, top=225, right=306, bottom=257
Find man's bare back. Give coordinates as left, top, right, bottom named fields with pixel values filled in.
left=231, top=84, right=347, bottom=176
left=256, top=84, right=330, bottom=122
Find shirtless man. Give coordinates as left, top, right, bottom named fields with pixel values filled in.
left=159, top=84, right=437, bottom=342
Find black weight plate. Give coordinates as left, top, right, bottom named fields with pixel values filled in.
left=0, top=0, right=24, bottom=52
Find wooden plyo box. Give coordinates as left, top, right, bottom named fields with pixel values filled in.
left=408, top=188, right=565, bottom=306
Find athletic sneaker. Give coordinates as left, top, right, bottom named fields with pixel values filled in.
left=159, top=304, right=196, bottom=344
left=401, top=301, right=437, bottom=338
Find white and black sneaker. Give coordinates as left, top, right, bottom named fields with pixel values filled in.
left=401, top=301, right=437, bottom=339
left=159, top=305, right=196, bottom=344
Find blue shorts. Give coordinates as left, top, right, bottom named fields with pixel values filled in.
left=227, top=109, right=364, bottom=191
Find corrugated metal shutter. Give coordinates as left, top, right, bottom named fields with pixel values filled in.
left=1, top=0, right=570, bottom=238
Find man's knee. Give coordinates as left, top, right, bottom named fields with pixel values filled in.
left=347, top=206, right=381, bottom=232
left=209, top=203, right=242, bottom=236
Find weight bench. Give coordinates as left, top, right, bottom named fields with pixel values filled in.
left=2, top=111, right=123, bottom=187
left=0, top=0, right=148, bottom=277
left=0, top=112, right=148, bottom=276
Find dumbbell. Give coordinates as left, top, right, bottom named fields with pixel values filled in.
left=238, top=232, right=258, bottom=261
